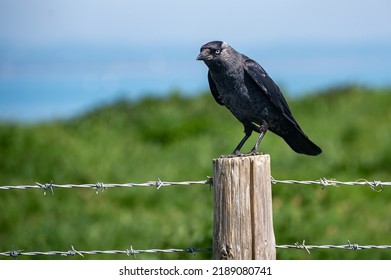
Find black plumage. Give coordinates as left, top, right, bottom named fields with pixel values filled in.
left=197, top=41, right=321, bottom=156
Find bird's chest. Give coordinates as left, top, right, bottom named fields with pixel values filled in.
left=211, top=69, right=261, bottom=120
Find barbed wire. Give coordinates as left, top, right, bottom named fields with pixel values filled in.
left=0, top=245, right=212, bottom=259
left=2, top=175, right=389, bottom=259
left=276, top=240, right=391, bottom=254
left=271, top=177, right=390, bottom=192
left=1, top=177, right=390, bottom=194
left=2, top=241, right=391, bottom=258
left=0, top=178, right=212, bottom=195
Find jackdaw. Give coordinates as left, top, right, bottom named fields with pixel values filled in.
left=197, top=41, right=321, bottom=156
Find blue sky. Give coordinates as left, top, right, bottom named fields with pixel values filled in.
left=0, top=0, right=390, bottom=121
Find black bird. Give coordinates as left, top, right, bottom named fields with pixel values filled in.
left=197, top=41, right=321, bottom=156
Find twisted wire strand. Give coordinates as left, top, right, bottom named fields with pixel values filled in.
left=0, top=246, right=212, bottom=258
left=271, top=177, right=390, bottom=191
left=276, top=240, right=391, bottom=254
left=0, top=179, right=211, bottom=194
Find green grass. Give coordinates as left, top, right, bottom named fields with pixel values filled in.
left=1, top=85, right=391, bottom=259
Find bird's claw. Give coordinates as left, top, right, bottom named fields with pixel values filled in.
left=219, top=151, right=242, bottom=158
left=219, top=150, right=264, bottom=158
left=249, top=150, right=263, bottom=156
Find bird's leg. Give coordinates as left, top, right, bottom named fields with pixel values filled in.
left=250, top=121, right=268, bottom=154
left=231, top=124, right=253, bottom=156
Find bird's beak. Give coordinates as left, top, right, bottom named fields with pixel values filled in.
left=196, top=49, right=212, bottom=61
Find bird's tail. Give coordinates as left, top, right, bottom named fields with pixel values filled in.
left=281, top=126, right=322, bottom=156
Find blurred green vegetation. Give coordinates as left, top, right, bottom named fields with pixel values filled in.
left=1, top=85, right=391, bottom=260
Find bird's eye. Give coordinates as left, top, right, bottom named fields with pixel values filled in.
left=214, top=49, right=221, bottom=55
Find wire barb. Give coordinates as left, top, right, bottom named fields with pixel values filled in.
left=186, top=247, right=212, bottom=256
left=63, top=245, right=84, bottom=257
left=206, top=176, right=213, bottom=190
left=319, top=178, right=337, bottom=189
left=155, top=178, right=163, bottom=189
left=347, top=240, right=360, bottom=250
left=294, top=240, right=311, bottom=254
left=94, top=182, right=106, bottom=194
left=36, top=182, right=55, bottom=196
left=358, top=179, right=384, bottom=192
left=9, top=249, right=22, bottom=258
left=126, top=246, right=136, bottom=259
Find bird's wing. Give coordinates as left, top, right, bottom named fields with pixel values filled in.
left=207, top=70, right=224, bottom=106
left=243, top=57, right=298, bottom=124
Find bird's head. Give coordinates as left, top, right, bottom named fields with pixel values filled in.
left=196, top=41, right=231, bottom=65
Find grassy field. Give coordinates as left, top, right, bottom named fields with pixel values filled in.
left=1, top=85, right=391, bottom=260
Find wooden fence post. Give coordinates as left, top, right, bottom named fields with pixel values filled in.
left=212, top=154, right=276, bottom=260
